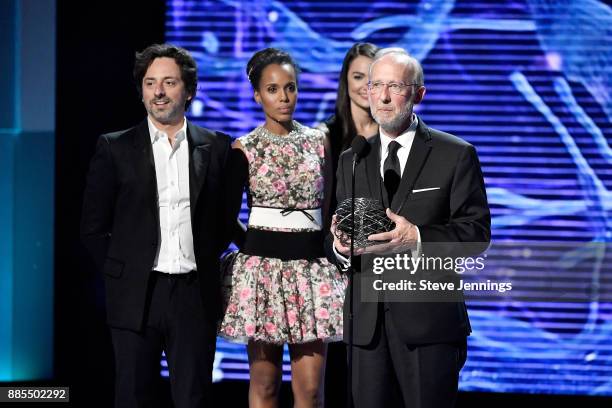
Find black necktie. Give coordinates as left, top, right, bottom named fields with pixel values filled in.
left=383, top=141, right=401, bottom=205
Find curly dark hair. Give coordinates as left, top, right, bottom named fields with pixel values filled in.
left=334, top=42, right=379, bottom=150
left=133, top=43, right=197, bottom=109
left=246, top=48, right=300, bottom=90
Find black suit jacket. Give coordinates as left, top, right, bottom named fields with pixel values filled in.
left=332, top=117, right=491, bottom=346
left=81, top=119, right=236, bottom=331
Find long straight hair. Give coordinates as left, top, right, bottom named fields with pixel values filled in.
left=334, top=42, right=379, bottom=150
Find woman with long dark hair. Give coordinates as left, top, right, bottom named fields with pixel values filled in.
left=320, top=42, right=380, bottom=172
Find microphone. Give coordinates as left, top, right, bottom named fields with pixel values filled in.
left=347, top=134, right=369, bottom=408
left=351, top=135, right=369, bottom=163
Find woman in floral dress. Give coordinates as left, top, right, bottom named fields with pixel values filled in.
left=219, top=48, right=346, bottom=407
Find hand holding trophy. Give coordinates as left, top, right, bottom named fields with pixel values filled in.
left=333, top=197, right=394, bottom=249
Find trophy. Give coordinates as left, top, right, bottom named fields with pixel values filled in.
left=334, top=198, right=393, bottom=248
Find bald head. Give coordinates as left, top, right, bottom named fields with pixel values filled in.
left=369, top=48, right=424, bottom=87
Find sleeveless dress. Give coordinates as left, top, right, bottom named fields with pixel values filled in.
left=218, top=121, right=346, bottom=344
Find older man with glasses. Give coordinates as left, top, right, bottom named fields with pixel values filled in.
left=329, top=47, right=491, bottom=408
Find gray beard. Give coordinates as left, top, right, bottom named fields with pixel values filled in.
left=374, top=106, right=412, bottom=135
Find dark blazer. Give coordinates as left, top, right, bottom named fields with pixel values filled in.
left=81, top=119, right=236, bottom=331
left=332, top=117, right=491, bottom=346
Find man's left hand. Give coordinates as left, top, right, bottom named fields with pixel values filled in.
left=364, top=209, right=418, bottom=254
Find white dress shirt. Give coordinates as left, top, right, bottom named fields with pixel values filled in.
left=334, top=114, right=421, bottom=265
left=379, top=114, right=418, bottom=179
left=148, top=117, right=196, bottom=273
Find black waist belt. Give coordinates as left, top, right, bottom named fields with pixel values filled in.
left=153, top=270, right=197, bottom=283
left=242, top=229, right=325, bottom=260
left=154, top=270, right=196, bottom=278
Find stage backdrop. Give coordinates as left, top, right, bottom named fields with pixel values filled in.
left=164, top=0, right=611, bottom=396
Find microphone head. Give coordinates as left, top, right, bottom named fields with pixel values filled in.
left=351, top=135, right=370, bottom=159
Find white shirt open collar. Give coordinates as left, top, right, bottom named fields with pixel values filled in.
left=147, top=116, right=188, bottom=146
left=146, top=115, right=195, bottom=274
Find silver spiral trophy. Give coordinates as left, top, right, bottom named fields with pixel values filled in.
left=334, top=197, right=393, bottom=248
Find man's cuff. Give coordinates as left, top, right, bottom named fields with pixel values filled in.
left=412, top=225, right=422, bottom=259
left=332, top=245, right=351, bottom=270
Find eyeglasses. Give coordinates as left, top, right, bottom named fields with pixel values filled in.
left=367, top=81, right=419, bottom=95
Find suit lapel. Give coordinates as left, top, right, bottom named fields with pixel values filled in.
left=392, top=119, right=432, bottom=213
left=132, top=120, right=159, bottom=224
left=187, top=122, right=212, bottom=218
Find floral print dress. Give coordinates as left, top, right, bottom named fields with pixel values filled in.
left=219, top=121, right=346, bottom=344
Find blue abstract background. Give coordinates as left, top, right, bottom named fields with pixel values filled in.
left=164, top=0, right=611, bottom=395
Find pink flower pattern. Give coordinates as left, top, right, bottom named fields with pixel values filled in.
left=241, top=122, right=326, bottom=209
left=218, top=122, right=346, bottom=344
left=220, top=255, right=346, bottom=344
